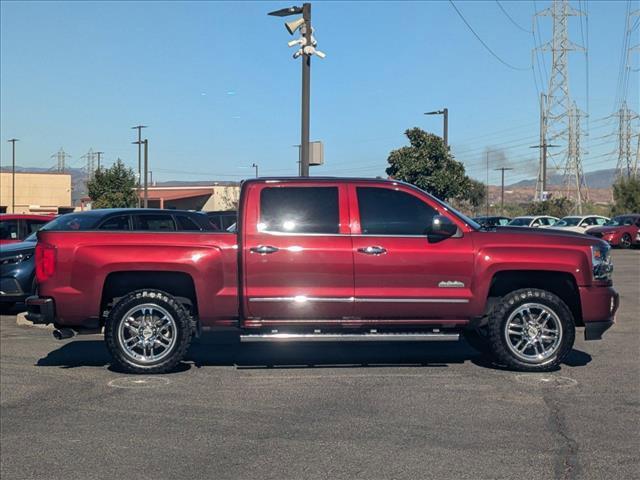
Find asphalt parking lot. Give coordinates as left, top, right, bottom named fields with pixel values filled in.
left=1, top=250, right=638, bottom=480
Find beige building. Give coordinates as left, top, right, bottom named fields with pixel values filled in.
left=0, top=172, right=72, bottom=214
left=140, top=183, right=240, bottom=211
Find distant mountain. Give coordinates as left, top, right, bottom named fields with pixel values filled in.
left=509, top=168, right=617, bottom=190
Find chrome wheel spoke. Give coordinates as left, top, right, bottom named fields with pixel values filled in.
left=504, top=302, right=563, bottom=363
left=117, top=304, right=177, bottom=364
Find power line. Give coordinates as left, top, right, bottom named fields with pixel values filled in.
left=448, top=0, right=529, bottom=71
left=496, top=1, right=532, bottom=33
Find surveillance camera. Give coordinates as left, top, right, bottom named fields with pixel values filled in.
left=292, top=49, right=303, bottom=59
left=287, top=37, right=306, bottom=48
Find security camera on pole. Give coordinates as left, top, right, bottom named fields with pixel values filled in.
left=269, top=3, right=325, bottom=177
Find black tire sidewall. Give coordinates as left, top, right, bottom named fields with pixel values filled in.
left=105, top=290, right=192, bottom=374
left=620, top=233, right=631, bottom=249
left=488, top=289, right=575, bottom=372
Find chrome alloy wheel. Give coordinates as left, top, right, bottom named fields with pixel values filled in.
left=117, top=304, right=178, bottom=364
left=504, top=303, right=563, bottom=363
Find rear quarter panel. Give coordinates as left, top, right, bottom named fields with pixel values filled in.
left=37, top=231, right=238, bottom=327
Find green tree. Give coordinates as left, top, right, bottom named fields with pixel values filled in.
left=87, top=159, right=137, bottom=209
left=611, top=176, right=640, bottom=215
left=525, top=196, right=574, bottom=218
left=386, top=128, right=469, bottom=201
left=462, top=178, right=487, bottom=215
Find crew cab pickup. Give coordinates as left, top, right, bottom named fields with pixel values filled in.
left=26, top=178, right=619, bottom=373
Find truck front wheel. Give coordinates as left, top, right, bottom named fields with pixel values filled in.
left=487, top=289, right=575, bottom=372
left=105, top=289, right=193, bottom=374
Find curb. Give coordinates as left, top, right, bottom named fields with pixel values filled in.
left=16, top=312, right=54, bottom=330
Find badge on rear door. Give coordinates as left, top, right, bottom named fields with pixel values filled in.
left=438, top=281, right=465, bottom=288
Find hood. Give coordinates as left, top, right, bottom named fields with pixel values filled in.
left=586, top=226, right=620, bottom=234
left=0, top=240, right=36, bottom=257
left=486, top=225, right=602, bottom=247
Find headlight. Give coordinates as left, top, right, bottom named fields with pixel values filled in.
left=591, top=244, right=613, bottom=281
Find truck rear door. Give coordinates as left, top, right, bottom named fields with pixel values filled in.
left=242, top=182, right=353, bottom=322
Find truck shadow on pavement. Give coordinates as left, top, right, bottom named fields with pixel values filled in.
left=35, top=333, right=592, bottom=373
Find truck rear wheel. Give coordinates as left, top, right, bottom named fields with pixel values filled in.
left=487, top=288, right=575, bottom=372
left=105, top=289, right=193, bottom=374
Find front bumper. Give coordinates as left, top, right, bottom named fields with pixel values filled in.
left=579, top=286, right=619, bottom=341
left=25, top=296, right=55, bottom=325
left=0, top=277, right=26, bottom=302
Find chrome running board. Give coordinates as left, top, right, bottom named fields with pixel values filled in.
left=240, top=332, right=459, bottom=343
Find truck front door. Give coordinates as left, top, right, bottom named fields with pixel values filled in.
left=349, top=183, right=474, bottom=321
left=242, top=182, right=353, bottom=323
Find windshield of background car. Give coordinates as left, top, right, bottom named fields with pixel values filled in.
left=0, top=219, right=19, bottom=240
left=556, top=217, right=581, bottom=227
left=605, top=216, right=633, bottom=226
left=40, top=213, right=102, bottom=231
left=508, top=217, right=531, bottom=226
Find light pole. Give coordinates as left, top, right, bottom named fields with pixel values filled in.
left=424, top=108, right=448, bottom=149
left=252, top=163, right=259, bottom=178
left=494, top=167, right=513, bottom=215
left=95, top=151, right=104, bottom=171
left=133, top=139, right=149, bottom=208
left=269, top=3, right=325, bottom=177
left=132, top=125, right=147, bottom=207
left=7, top=138, right=18, bottom=213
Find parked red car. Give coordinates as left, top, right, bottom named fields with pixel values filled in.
left=586, top=214, right=640, bottom=248
left=26, top=178, right=618, bottom=374
left=0, top=214, right=55, bottom=245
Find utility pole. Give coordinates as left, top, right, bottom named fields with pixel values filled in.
left=95, top=151, right=104, bottom=172
left=269, top=3, right=325, bottom=178
left=531, top=93, right=559, bottom=202
left=7, top=138, right=18, bottom=213
left=485, top=151, right=490, bottom=216
left=424, top=108, right=449, bottom=148
left=494, top=167, right=513, bottom=215
left=133, top=139, right=149, bottom=208
left=252, top=163, right=259, bottom=178
left=132, top=125, right=147, bottom=207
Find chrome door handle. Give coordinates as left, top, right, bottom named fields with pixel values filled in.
left=358, top=246, right=387, bottom=255
left=250, top=245, right=279, bottom=254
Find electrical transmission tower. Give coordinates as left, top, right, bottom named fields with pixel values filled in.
left=537, top=0, right=587, bottom=208
left=51, top=148, right=71, bottom=172
left=81, top=148, right=97, bottom=180
left=565, top=101, right=588, bottom=213
left=614, top=102, right=639, bottom=178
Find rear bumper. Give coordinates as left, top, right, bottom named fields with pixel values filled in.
left=579, top=286, right=619, bottom=341
left=25, top=296, right=55, bottom=325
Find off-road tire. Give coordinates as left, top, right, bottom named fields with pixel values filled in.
left=105, top=289, right=193, bottom=374
left=487, top=288, right=575, bottom=372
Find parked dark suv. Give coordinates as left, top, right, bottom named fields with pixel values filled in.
left=0, top=209, right=215, bottom=306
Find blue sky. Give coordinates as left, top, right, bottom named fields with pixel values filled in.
left=1, top=0, right=638, bottom=185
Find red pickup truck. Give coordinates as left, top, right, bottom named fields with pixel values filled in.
left=26, top=178, right=619, bottom=374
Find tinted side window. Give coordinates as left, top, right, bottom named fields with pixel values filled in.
left=26, top=219, right=47, bottom=234
left=135, top=214, right=176, bottom=231
left=99, top=215, right=131, bottom=230
left=176, top=215, right=201, bottom=231
left=0, top=219, right=19, bottom=240
left=357, top=187, right=437, bottom=235
left=221, top=214, right=237, bottom=230
left=260, top=187, right=339, bottom=234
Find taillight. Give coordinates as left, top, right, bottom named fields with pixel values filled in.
left=35, top=242, right=56, bottom=283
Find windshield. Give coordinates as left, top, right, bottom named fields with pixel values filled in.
left=604, top=216, right=634, bottom=227
left=40, top=212, right=103, bottom=231
left=555, top=217, right=581, bottom=227
left=508, top=217, right=532, bottom=226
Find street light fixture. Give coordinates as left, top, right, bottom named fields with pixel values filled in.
left=424, top=108, right=448, bottom=149
left=251, top=163, right=259, bottom=178
left=268, top=3, right=325, bottom=177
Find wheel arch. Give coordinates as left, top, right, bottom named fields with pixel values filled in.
left=101, top=271, right=198, bottom=322
left=487, top=270, right=583, bottom=326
